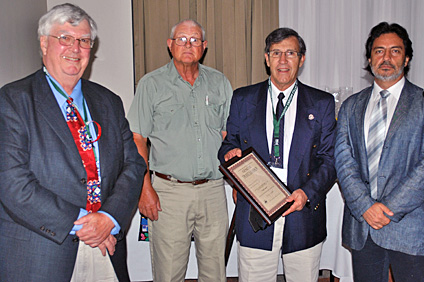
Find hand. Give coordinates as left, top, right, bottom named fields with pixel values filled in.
left=282, top=189, right=308, bottom=216
left=98, top=234, right=117, bottom=256
left=363, top=203, right=394, bottom=230
left=75, top=213, right=114, bottom=248
left=132, top=133, right=161, bottom=220
left=232, top=188, right=237, bottom=204
left=138, top=183, right=161, bottom=221
left=224, top=148, right=242, bottom=161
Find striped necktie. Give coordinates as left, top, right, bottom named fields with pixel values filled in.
left=367, top=89, right=390, bottom=199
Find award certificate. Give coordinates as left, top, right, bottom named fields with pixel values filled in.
left=220, top=147, right=292, bottom=224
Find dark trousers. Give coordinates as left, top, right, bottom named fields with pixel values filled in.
left=110, top=238, right=130, bottom=282
left=352, top=235, right=424, bottom=282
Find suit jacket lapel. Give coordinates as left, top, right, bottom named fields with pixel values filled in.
left=288, top=82, right=314, bottom=184
left=82, top=81, right=103, bottom=142
left=386, top=80, right=414, bottom=141
left=81, top=81, right=111, bottom=185
left=355, top=81, right=416, bottom=162
left=353, top=87, right=371, bottom=167
left=34, top=70, right=81, bottom=159
left=248, top=81, right=269, bottom=159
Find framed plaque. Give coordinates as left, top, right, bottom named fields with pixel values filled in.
left=220, top=147, right=292, bottom=225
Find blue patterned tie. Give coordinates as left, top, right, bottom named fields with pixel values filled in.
left=367, top=90, right=390, bottom=199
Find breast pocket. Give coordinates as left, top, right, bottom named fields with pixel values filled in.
left=152, top=103, right=185, bottom=132
left=205, top=102, right=225, bottom=130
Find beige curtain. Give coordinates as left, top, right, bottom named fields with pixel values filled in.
left=133, top=0, right=279, bottom=90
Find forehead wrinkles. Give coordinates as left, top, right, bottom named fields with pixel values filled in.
left=373, top=34, right=404, bottom=48
left=174, top=26, right=202, bottom=36
left=373, top=46, right=403, bottom=51
left=270, top=40, right=299, bottom=51
left=55, top=29, right=91, bottom=38
left=50, top=21, right=91, bottom=37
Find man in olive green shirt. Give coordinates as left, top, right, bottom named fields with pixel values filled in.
left=127, top=19, right=232, bottom=282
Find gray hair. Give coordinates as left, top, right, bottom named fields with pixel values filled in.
left=170, top=19, right=206, bottom=41
left=38, top=3, right=97, bottom=41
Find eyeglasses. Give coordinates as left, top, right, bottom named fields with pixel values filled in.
left=49, top=35, right=94, bottom=49
left=268, top=50, right=301, bottom=59
left=171, top=37, right=204, bottom=47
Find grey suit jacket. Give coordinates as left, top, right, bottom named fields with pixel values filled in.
left=335, top=79, right=424, bottom=256
left=0, top=69, right=146, bottom=281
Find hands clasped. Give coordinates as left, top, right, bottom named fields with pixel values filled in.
left=75, top=213, right=116, bottom=256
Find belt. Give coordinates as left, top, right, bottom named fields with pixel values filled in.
left=154, top=172, right=209, bottom=185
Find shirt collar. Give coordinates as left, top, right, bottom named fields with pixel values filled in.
left=270, top=79, right=297, bottom=102
left=169, top=59, right=203, bottom=86
left=44, top=71, right=83, bottom=110
left=372, top=76, right=405, bottom=102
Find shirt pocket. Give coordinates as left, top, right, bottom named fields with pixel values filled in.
left=152, top=103, right=185, bottom=132
left=205, top=101, right=225, bottom=130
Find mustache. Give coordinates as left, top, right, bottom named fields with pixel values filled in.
left=378, top=60, right=395, bottom=69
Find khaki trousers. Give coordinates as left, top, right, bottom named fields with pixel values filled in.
left=149, top=177, right=228, bottom=282
left=70, top=241, right=118, bottom=282
left=238, top=216, right=323, bottom=282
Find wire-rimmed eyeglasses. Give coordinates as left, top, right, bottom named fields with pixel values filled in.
left=49, top=34, right=94, bottom=49
left=171, top=36, right=204, bottom=47
left=268, top=50, right=301, bottom=59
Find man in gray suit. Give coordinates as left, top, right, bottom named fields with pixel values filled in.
left=0, top=4, right=145, bottom=281
left=335, top=22, right=424, bottom=282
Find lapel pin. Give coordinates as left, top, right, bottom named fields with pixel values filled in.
left=308, top=114, right=314, bottom=120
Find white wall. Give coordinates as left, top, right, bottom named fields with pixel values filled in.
left=279, top=0, right=424, bottom=93
left=1, top=0, right=134, bottom=113
left=46, top=0, right=135, bottom=112
left=0, top=0, right=46, bottom=87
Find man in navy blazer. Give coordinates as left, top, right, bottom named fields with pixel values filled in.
left=0, top=4, right=145, bottom=281
left=335, top=22, right=424, bottom=282
left=218, top=28, right=336, bottom=282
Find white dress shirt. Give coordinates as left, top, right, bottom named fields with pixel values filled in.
left=364, top=77, right=405, bottom=145
left=266, top=80, right=298, bottom=183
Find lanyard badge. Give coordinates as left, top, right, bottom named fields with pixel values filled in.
left=268, top=78, right=297, bottom=168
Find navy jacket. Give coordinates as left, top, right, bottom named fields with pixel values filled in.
left=218, top=80, right=336, bottom=254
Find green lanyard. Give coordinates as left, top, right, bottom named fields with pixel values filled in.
left=43, top=67, right=99, bottom=161
left=269, top=78, right=297, bottom=158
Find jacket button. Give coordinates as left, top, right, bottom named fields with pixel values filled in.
left=244, top=139, right=248, bottom=144
left=72, top=237, right=79, bottom=242
left=80, top=178, right=87, bottom=184
left=312, top=144, right=317, bottom=148
left=40, top=226, right=45, bottom=231
left=307, top=173, right=310, bottom=177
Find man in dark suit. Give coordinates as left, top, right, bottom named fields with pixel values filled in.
left=335, top=22, right=424, bottom=282
left=218, top=27, right=336, bottom=282
left=0, top=3, right=145, bottom=281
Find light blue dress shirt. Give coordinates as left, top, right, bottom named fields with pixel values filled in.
left=44, top=72, right=120, bottom=235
